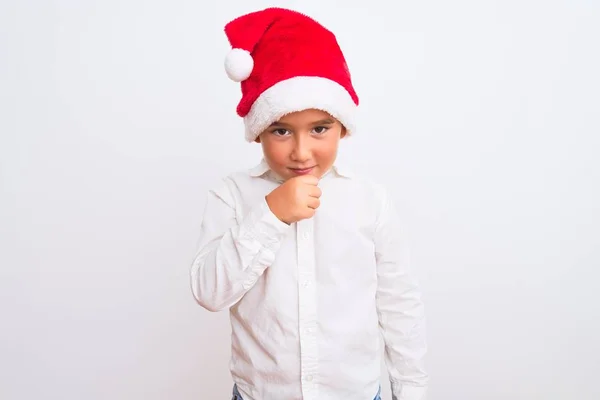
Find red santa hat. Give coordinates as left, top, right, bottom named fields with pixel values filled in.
left=223, top=7, right=359, bottom=142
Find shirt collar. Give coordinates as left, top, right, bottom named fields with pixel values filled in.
left=249, top=158, right=353, bottom=181
left=249, top=158, right=271, bottom=178
left=331, top=162, right=353, bottom=179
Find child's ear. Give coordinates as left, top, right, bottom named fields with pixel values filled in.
left=254, top=136, right=261, bottom=143
left=340, top=126, right=347, bottom=138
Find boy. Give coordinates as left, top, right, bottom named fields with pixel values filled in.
left=191, top=7, right=428, bottom=400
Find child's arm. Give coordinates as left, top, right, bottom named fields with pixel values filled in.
left=190, top=180, right=290, bottom=312
left=375, top=188, right=428, bottom=400
left=191, top=175, right=319, bottom=311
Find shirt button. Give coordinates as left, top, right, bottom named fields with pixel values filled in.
left=302, top=232, right=310, bottom=240
left=305, top=375, right=313, bottom=381
left=302, top=280, right=310, bottom=287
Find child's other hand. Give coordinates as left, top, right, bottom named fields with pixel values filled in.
left=265, top=175, right=321, bottom=224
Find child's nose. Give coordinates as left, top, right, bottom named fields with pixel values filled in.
left=291, top=137, right=311, bottom=162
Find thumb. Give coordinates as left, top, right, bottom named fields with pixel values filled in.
left=299, top=174, right=320, bottom=185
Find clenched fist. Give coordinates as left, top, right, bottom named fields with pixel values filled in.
left=266, top=175, right=321, bottom=224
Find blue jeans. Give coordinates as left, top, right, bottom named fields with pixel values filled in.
left=231, top=384, right=382, bottom=399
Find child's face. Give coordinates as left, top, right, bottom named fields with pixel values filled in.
left=255, top=109, right=346, bottom=181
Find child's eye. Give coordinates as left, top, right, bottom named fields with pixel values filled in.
left=312, top=126, right=329, bottom=135
left=271, top=128, right=290, bottom=136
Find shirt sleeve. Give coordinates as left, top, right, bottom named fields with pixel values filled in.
left=190, top=181, right=291, bottom=312
left=374, top=188, right=429, bottom=400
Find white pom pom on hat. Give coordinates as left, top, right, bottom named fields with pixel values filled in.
left=224, top=48, right=254, bottom=82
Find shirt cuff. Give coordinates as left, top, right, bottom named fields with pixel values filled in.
left=240, top=197, right=290, bottom=252
left=238, top=198, right=290, bottom=289
left=392, top=382, right=427, bottom=400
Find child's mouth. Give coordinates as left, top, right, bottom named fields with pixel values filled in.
left=289, top=166, right=315, bottom=175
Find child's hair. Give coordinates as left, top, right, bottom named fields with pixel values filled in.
left=223, top=7, right=359, bottom=142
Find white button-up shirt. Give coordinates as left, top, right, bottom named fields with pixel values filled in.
left=191, top=160, right=428, bottom=400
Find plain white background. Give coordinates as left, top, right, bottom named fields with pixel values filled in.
left=1, top=0, right=599, bottom=399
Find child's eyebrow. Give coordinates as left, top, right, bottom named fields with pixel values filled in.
left=310, top=118, right=335, bottom=125
left=269, top=118, right=335, bottom=128
left=269, top=121, right=291, bottom=127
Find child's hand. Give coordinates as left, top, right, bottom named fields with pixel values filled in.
left=266, top=175, right=321, bottom=224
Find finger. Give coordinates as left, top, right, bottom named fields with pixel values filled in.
left=299, top=208, right=316, bottom=221
left=308, top=186, right=322, bottom=198
left=307, top=197, right=320, bottom=209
